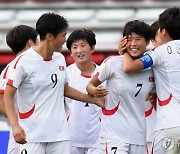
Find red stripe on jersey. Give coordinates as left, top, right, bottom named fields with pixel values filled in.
left=102, top=102, right=120, bottom=116
left=81, top=74, right=91, bottom=78
left=151, top=142, right=154, bottom=154
left=19, top=104, right=35, bottom=119
left=105, top=143, right=108, bottom=154
left=158, top=93, right=172, bottom=106
left=146, top=144, right=149, bottom=154
left=3, top=65, right=9, bottom=79
left=7, top=79, right=13, bottom=86
left=104, top=56, right=113, bottom=63
left=145, top=106, right=153, bottom=117
left=146, top=141, right=154, bottom=154
left=67, top=115, right=70, bottom=121
left=0, top=89, right=4, bottom=94
left=14, top=55, right=24, bottom=69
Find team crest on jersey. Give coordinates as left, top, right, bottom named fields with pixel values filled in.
left=149, top=77, right=154, bottom=82
left=59, top=66, right=64, bottom=71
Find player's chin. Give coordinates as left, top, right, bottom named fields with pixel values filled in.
left=54, top=50, right=61, bottom=53
left=129, top=53, right=138, bottom=58
left=55, top=47, right=63, bottom=53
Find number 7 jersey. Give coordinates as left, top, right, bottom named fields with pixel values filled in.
left=96, top=55, right=154, bottom=145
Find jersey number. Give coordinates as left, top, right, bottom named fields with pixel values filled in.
left=85, top=102, right=89, bottom=107
left=135, top=83, right=142, bottom=97
left=111, top=147, right=117, bottom=154
left=51, top=73, right=58, bottom=88
left=21, top=149, right=27, bottom=154
left=167, top=46, right=180, bottom=54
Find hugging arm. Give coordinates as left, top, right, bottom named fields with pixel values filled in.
left=123, top=52, right=146, bottom=73
left=64, top=83, right=105, bottom=108
left=86, top=75, right=108, bottom=98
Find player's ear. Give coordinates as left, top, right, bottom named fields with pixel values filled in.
left=28, top=39, right=35, bottom=46
left=159, top=28, right=168, bottom=38
left=46, top=33, right=54, bottom=41
left=91, top=45, right=95, bottom=54
left=146, top=40, right=150, bottom=46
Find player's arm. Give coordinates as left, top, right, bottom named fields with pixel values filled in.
left=3, top=85, right=26, bottom=144
left=123, top=52, right=153, bottom=73
left=64, top=83, right=105, bottom=108
left=86, top=75, right=108, bottom=97
left=0, top=93, right=6, bottom=116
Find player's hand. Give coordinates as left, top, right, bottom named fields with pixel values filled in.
left=94, top=85, right=108, bottom=98
left=95, top=96, right=106, bottom=108
left=12, top=124, right=27, bottom=144
left=118, top=36, right=127, bottom=55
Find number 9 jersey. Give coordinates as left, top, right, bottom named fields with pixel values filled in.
left=7, top=47, right=70, bottom=142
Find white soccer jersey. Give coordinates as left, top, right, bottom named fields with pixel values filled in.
left=65, top=63, right=101, bottom=148
left=0, top=64, right=11, bottom=94
left=145, top=100, right=156, bottom=142
left=0, top=54, right=26, bottom=153
left=0, top=50, right=30, bottom=94
left=0, top=61, right=17, bottom=152
left=147, top=40, right=180, bottom=131
left=0, top=57, right=22, bottom=95
left=7, top=47, right=70, bottom=142
left=97, top=55, right=154, bottom=145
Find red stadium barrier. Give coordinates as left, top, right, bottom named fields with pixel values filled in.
left=0, top=53, right=16, bottom=65
left=0, top=0, right=25, bottom=2
left=31, top=0, right=64, bottom=2
left=0, top=51, right=118, bottom=66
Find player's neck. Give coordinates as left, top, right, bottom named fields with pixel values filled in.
left=76, top=62, right=96, bottom=76
left=34, top=43, right=53, bottom=60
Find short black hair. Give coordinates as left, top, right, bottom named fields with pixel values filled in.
left=123, top=20, right=152, bottom=42
left=151, top=21, right=159, bottom=40
left=36, top=12, right=68, bottom=40
left=6, top=25, right=37, bottom=54
left=159, top=7, right=180, bottom=40
left=66, top=29, right=96, bottom=51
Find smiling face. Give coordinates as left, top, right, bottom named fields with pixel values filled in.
left=50, top=31, right=67, bottom=52
left=70, top=39, right=94, bottom=64
left=126, top=32, right=149, bottom=58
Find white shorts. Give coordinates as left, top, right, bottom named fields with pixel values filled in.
left=70, top=146, right=101, bottom=154
left=8, top=141, right=18, bottom=154
left=8, top=128, right=18, bottom=154
left=100, top=137, right=146, bottom=154
left=8, top=145, right=18, bottom=154
left=19, top=140, right=70, bottom=154
left=154, top=127, right=180, bottom=154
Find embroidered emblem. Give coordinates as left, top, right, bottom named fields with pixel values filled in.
left=59, top=66, right=64, bottom=71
